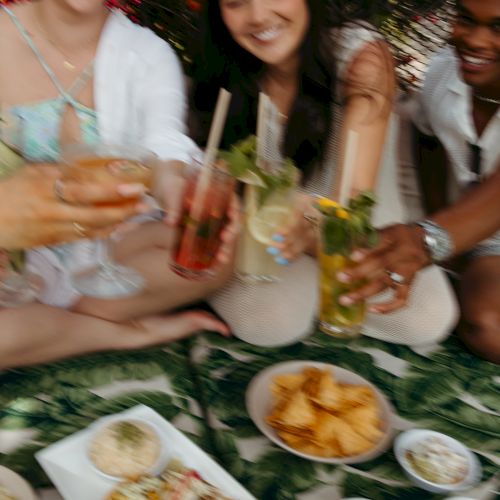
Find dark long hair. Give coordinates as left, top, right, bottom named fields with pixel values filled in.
left=189, top=0, right=382, bottom=180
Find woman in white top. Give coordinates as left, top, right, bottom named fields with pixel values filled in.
left=189, top=0, right=458, bottom=347
left=0, top=0, right=238, bottom=368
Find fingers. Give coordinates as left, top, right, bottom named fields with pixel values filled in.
left=61, top=181, right=147, bottom=206
left=215, top=194, right=241, bottom=264
left=368, top=284, right=410, bottom=314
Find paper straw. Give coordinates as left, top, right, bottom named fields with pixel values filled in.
left=256, top=92, right=271, bottom=171
left=190, top=88, right=232, bottom=220
left=338, top=129, right=359, bottom=207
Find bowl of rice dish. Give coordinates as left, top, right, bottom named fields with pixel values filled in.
left=87, top=416, right=167, bottom=480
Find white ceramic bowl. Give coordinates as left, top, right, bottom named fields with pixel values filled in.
left=0, top=466, right=37, bottom=500
left=246, top=360, right=394, bottom=464
left=86, top=415, right=169, bottom=481
left=394, top=429, right=481, bottom=494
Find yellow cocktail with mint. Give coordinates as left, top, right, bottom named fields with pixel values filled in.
left=316, top=194, right=376, bottom=338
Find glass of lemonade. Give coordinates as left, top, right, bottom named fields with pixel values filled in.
left=170, top=153, right=236, bottom=280
left=316, top=194, right=376, bottom=338
left=236, top=161, right=299, bottom=283
left=61, top=143, right=155, bottom=298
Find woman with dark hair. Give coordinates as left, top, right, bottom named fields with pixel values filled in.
left=189, top=0, right=458, bottom=346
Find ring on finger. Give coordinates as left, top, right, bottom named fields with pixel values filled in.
left=53, top=179, right=68, bottom=203
left=386, top=270, right=407, bottom=286
left=72, top=222, right=88, bottom=238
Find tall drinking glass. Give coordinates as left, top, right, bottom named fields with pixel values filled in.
left=236, top=161, right=299, bottom=283
left=60, top=143, right=155, bottom=298
left=316, top=195, right=376, bottom=338
left=170, top=153, right=236, bottom=280
left=0, top=110, right=40, bottom=306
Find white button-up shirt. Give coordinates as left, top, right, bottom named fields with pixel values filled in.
left=413, top=46, right=500, bottom=253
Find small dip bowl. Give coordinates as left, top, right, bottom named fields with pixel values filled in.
left=394, top=429, right=481, bottom=494
left=86, top=415, right=168, bottom=481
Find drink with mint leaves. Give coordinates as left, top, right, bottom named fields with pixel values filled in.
left=222, top=136, right=299, bottom=283
left=171, top=153, right=236, bottom=280
left=316, top=193, right=377, bottom=338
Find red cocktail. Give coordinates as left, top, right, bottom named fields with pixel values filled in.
left=171, top=157, right=235, bottom=279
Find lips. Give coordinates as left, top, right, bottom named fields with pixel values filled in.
left=458, top=52, right=498, bottom=72
left=251, top=26, right=282, bottom=43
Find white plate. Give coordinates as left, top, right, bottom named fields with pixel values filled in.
left=246, top=360, right=394, bottom=464
left=36, top=405, right=255, bottom=500
left=0, top=465, right=37, bottom=500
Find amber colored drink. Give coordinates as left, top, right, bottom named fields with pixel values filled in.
left=67, top=156, right=152, bottom=207
left=171, top=161, right=235, bottom=280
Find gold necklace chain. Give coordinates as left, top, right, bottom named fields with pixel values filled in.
left=32, top=8, right=99, bottom=72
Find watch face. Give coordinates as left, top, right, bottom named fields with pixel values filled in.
left=426, top=235, right=437, bottom=248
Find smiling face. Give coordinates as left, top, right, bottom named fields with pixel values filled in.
left=218, top=0, right=310, bottom=73
left=452, top=0, right=500, bottom=92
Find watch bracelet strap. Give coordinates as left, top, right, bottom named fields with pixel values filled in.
left=415, top=219, right=455, bottom=263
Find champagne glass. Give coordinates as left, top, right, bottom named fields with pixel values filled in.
left=60, top=143, right=155, bottom=298
left=0, top=109, right=41, bottom=306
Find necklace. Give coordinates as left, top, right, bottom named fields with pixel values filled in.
left=32, top=8, right=99, bottom=72
left=474, top=93, right=500, bottom=106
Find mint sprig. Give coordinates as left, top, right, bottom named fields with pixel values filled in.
left=220, top=135, right=298, bottom=207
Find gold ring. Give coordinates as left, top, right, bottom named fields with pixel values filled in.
left=53, top=179, right=67, bottom=203
left=72, top=222, right=88, bottom=238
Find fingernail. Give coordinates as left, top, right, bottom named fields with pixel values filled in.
left=337, top=272, right=351, bottom=282
left=350, top=250, right=364, bottom=262
left=272, top=234, right=285, bottom=243
left=136, top=203, right=150, bottom=213
left=266, top=246, right=280, bottom=256
left=117, top=183, right=146, bottom=197
left=275, top=256, right=289, bottom=266
left=339, top=295, right=354, bottom=306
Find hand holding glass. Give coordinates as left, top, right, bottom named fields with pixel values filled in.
left=60, top=143, right=155, bottom=298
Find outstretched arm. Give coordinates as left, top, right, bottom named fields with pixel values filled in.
left=338, top=162, right=500, bottom=313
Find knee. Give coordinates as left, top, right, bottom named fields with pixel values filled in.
left=459, top=308, right=500, bottom=364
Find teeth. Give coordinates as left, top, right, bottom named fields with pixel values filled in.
left=253, top=27, right=280, bottom=41
left=463, top=55, right=494, bottom=66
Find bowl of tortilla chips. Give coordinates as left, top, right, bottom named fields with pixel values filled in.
left=246, top=361, right=394, bottom=463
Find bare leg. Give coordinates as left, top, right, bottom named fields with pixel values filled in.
left=0, top=303, right=229, bottom=369
left=458, top=255, right=500, bottom=364
left=73, top=222, right=234, bottom=322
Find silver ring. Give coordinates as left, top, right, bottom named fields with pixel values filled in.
left=72, top=222, right=88, bottom=238
left=386, top=270, right=406, bottom=285
left=53, top=179, right=67, bottom=203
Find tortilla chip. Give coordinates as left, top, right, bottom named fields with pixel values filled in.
left=271, top=373, right=306, bottom=398
left=331, top=417, right=375, bottom=456
left=273, top=391, right=317, bottom=429
left=339, top=385, right=376, bottom=409
left=301, top=367, right=324, bottom=397
left=311, top=371, right=342, bottom=411
left=343, top=405, right=383, bottom=443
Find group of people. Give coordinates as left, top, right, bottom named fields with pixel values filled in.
left=0, top=0, right=498, bottom=367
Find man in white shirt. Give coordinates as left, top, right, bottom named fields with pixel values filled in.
left=339, top=0, right=500, bottom=364
left=411, top=0, right=500, bottom=362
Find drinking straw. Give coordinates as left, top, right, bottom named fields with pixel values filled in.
left=256, top=92, right=271, bottom=171
left=338, top=129, right=359, bottom=207
left=190, top=88, right=232, bottom=220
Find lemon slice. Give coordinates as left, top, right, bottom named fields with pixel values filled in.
left=237, top=170, right=266, bottom=187
left=248, top=205, right=292, bottom=246
left=0, top=141, right=24, bottom=180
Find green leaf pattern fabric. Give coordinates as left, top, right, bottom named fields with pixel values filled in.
left=0, top=330, right=499, bottom=499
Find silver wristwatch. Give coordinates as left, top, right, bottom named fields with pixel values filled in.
left=415, top=219, right=455, bottom=263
